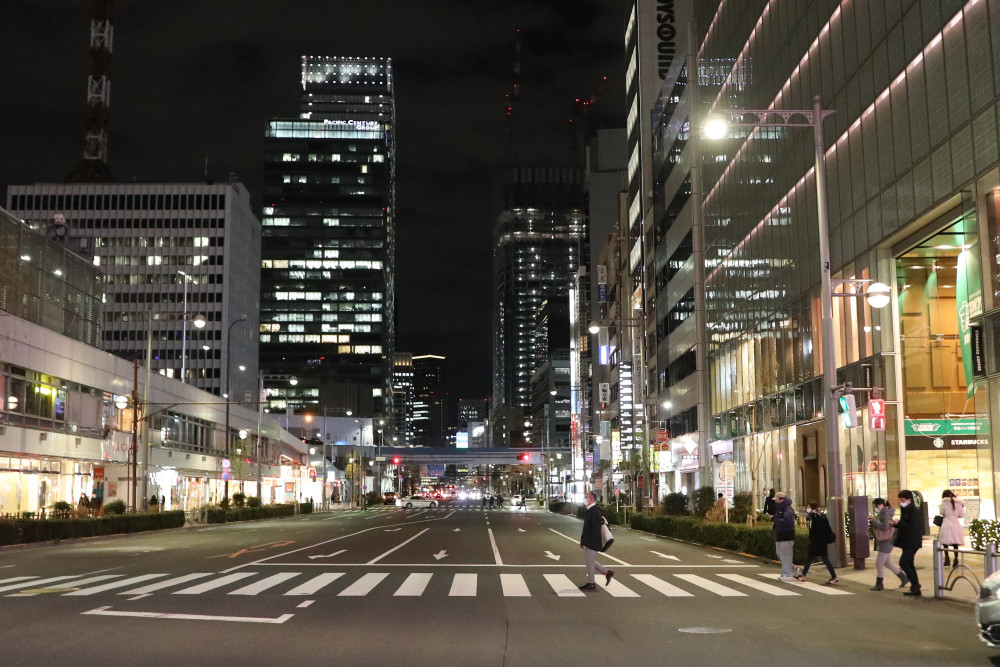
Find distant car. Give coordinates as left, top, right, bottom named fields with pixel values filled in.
left=511, top=494, right=526, bottom=507
left=978, top=570, right=1000, bottom=647
left=395, top=495, right=438, bottom=509
left=382, top=492, right=398, bottom=505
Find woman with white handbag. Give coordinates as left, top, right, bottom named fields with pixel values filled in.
left=579, top=491, right=614, bottom=591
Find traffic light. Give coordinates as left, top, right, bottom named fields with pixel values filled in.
left=519, top=453, right=530, bottom=462
left=868, top=397, right=886, bottom=431
left=838, top=393, right=858, bottom=428
left=392, top=457, right=400, bottom=464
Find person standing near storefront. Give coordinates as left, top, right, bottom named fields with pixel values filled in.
left=893, top=490, right=923, bottom=597
left=938, top=490, right=965, bottom=567
left=772, top=491, right=797, bottom=582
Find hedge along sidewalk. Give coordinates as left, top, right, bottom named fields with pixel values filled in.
left=0, top=510, right=186, bottom=548
left=628, top=513, right=811, bottom=565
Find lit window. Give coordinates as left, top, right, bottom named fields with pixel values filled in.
left=283, top=175, right=291, bottom=183
left=282, top=153, right=299, bottom=162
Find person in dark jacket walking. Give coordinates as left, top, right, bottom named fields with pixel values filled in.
left=764, top=489, right=777, bottom=516
left=795, top=502, right=837, bottom=584
left=579, top=491, right=613, bottom=591
left=870, top=498, right=907, bottom=591
left=892, top=489, right=923, bottom=596
left=772, top=491, right=797, bottom=581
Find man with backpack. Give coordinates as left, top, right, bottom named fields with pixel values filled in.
left=772, top=491, right=797, bottom=582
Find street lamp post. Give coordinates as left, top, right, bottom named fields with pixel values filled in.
left=223, top=314, right=248, bottom=507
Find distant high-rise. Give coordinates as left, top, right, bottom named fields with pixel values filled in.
left=492, top=167, right=586, bottom=411
left=390, top=352, right=414, bottom=447
left=457, top=398, right=488, bottom=429
left=412, top=355, right=446, bottom=448
left=7, top=182, right=261, bottom=401
left=260, top=56, right=396, bottom=419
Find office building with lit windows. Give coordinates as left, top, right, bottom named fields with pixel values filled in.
left=412, top=354, right=446, bottom=448
left=390, top=352, right=414, bottom=447
left=492, top=167, right=587, bottom=421
left=260, top=56, right=396, bottom=420
left=6, top=182, right=261, bottom=402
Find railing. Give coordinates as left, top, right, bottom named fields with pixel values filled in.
left=933, top=538, right=998, bottom=598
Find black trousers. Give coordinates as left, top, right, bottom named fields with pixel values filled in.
left=899, top=547, right=920, bottom=589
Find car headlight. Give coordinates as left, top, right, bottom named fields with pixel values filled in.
left=981, top=586, right=998, bottom=601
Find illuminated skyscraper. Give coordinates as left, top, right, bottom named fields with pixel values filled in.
left=260, top=56, right=396, bottom=419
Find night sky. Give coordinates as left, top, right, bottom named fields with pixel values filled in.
left=0, top=0, right=626, bottom=406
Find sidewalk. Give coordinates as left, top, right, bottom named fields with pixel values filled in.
left=835, top=537, right=982, bottom=603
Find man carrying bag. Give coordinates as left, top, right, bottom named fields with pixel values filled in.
left=579, top=491, right=614, bottom=591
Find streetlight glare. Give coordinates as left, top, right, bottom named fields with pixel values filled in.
left=865, top=282, right=892, bottom=309
left=289, top=376, right=298, bottom=385
left=192, top=314, right=207, bottom=328
left=662, top=400, right=673, bottom=410
left=588, top=322, right=601, bottom=334
left=704, top=114, right=730, bottom=140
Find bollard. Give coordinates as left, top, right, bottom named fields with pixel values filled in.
left=988, top=543, right=998, bottom=579
left=933, top=539, right=943, bottom=599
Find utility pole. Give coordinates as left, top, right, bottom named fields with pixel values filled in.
left=130, top=359, right=139, bottom=513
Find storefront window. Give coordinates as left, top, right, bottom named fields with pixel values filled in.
left=897, top=210, right=989, bottom=517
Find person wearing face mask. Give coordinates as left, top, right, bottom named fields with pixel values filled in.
left=892, top=489, right=923, bottom=597
left=870, top=498, right=907, bottom=591
left=795, top=502, right=837, bottom=584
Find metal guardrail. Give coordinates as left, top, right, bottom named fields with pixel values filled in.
left=932, top=538, right=997, bottom=598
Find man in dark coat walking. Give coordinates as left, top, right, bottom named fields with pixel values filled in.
left=764, top=488, right=777, bottom=516
left=893, top=489, right=924, bottom=596
left=579, top=491, right=613, bottom=591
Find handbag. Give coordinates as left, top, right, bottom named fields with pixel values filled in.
left=600, top=517, right=614, bottom=552
left=933, top=515, right=944, bottom=527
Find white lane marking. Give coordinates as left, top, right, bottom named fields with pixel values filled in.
left=120, top=573, right=213, bottom=595
left=718, top=573, right=800, bottom=596
left=367, top=528, right=430, bottom=564
left=0, top=576, right=39, bottom=586
left=394, top=573, right=432, bottom=596
left=338, top=573, right=387, bottom=596
left=449, top=573, right=477, bottom=597
left=433, top=550, right=449, bottom=560
left=631, top=574, right=694, bottom=597
left=296, top=600, right=315, bottom=608
left=10, top=574, right=123, bottom=597
left=0, top=575, right=88, bottom=594
left=651, top=551, right=680, bottom=561
left=548, top=529, right=631, bottom=565
left=500, top=573, right=531, bottom=597
left=173, top=573, right=257, bottom=595
left=285, top=573, right=344, bottom=596
left=758, top=573, right=853, bottom=595
left=127, top=594, right=152, bottom=600
left=64, top=574, right=169, bottom=596
left=544, top=573, right=586, bottom=597
left=674, top=574, right=747, bottom=597
left=544, top=551, right=561, bottom=561
left=722, top=559, right=744, bottom=564
left=488, top=528, right=504, bottom=566
left=517, top=529, right=526, bottom=533
left=308, top=550, right=347, bottom=560
left=597, top=576, right=640, bottom=597
left=228, top=572, right=300, bottom=596
left=82, top=606, right=293, bottom=624
left=384, top=528, right=402, bottom=532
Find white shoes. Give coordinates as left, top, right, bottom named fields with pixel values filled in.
left=778, top=576, right=797, bottom=582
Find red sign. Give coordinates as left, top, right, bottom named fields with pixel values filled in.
left=868, top=398, right=886, bottom=431
left=93, top=467, right=105, bottom=481
left=637, top=474, right=644, bottom=488
left=655, top=429, right=669, bottom=444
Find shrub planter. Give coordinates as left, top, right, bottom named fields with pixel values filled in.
left=629, top=514, right=810, bottom=564
left=0, top=511, right=186, bottom=546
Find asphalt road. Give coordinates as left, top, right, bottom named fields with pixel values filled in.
left=0, top=502, right=993, bottom=666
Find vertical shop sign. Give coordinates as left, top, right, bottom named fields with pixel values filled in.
left=956, top=243, right=983, bottom=397
left=971, top=325, right=986, bottom=377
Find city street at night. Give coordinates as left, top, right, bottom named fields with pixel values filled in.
left=0, top=507, right=988, bottom=666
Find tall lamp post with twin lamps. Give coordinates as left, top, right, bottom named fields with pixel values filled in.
left=222, top=314, right=248, bottom=507
left=703, top=96, right=891, bottom=566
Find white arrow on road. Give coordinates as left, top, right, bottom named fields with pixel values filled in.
left=517, top=528, right=526, bottom=533
left=722, top=559, right=743, bottom=564
left=308, top=549, right=346, bottom=560
left=433, top=550, right=449, bottom=560
left=384, top=528, right=402, bottom=532
left=651, top=551, right=680, bottom=561
left=544, top=551, right=561, bottom=561
left=453, top=528, right=461, bottom=532
left=706, top=554, right=722, bottom=559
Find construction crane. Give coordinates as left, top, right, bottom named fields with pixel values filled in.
left=66, top=0, right=115, bottom=182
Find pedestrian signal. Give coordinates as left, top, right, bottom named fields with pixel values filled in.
left=868, top=398, right=886, bottom=431
left=838, top=393, right=858, bottom=428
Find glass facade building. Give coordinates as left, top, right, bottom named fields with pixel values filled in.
left=260, top=56, right=396, bottom=420
left=660, top=0, right=1000, bottom=518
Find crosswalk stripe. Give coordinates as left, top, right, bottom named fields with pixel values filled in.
left=449, top=573, right=477, bottom=597
left=173, top=573, right=257, bottom=595
left=674, top=574, right=747, bottom=597
left=544, top=573, right=586, bottom=597
left=631, top=574, right=694, bottom=597
left=0, top=575, right=86, bottom=594
left=228, top=573, right=300, bottom=596
left=63, top=574, right=168, bottom=596
left=120, top=573, right=215, bottom=595
left=758, top=573, right=852, bottom=595
left=338, top=573, right=387, bottom=596
left=500, top=573, right=531, bottom=597
left=597, top=576, right=640, bottom=597
left=285, top=573, right=344, bottom=596
left=395, top=573, right=432, bottom=597
left=0, top=576, right=39, bottom=586
left=10, top=575, right=121, bottom=596
left=717, top=573, right=800, bottom=596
